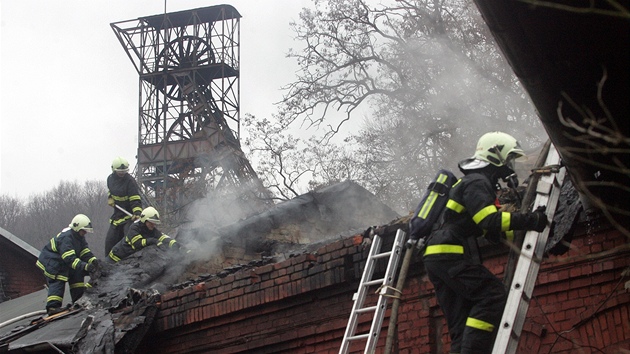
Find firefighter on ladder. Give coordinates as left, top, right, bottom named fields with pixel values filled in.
left=108, top=206, right=181, bottom=262
left=422, top=132, right=547, bottom=354
left=105, top=156, right=143, bottom=255
left=36, top=214, right=99, bottom=316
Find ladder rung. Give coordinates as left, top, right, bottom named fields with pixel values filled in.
left=347, top=333, right=370, bottom=341
left=363, top=279, right=384, bottom=287
left=354, top=306, right=377, bottom=314
left=371, top=251, right=392, bottom=259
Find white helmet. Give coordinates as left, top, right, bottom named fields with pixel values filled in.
left=473, top=132, right=525, bottom=168
left=140, top=207, right=161, bottom=224
left=70, top=214, right=94, bottom=233
left=111, top=156, right=130, bottom=173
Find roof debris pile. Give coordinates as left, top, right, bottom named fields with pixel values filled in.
left=0, top=246, right=173, bottom=353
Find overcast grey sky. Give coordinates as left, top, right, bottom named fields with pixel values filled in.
left=0, top=0, right=310, bottom=198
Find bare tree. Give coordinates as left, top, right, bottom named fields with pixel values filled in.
left=0, top=180, right=110, bottom=258
left=0, top=195, right=25, bottom=230
left=254, top=0, right=544, bottom=211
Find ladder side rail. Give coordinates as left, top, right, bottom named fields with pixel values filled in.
left=364, top=230, right=407, bottom=354
left=492, top=145, right=565, bottom=354
left=505, top=166, right=566, bottom=354
left=340, top=235, right=383, bottom=354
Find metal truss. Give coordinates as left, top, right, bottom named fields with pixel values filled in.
left=111, top=5, right=272, bottom=225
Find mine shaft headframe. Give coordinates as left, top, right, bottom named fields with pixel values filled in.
left=111, top=5, right=272, bottom=223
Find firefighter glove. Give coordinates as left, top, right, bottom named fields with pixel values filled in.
left=107, top=197, right=115, bottom=207
left=528, top=206, right=548, bottom=232
left=86, top=262, right=97, bottom=273
left=131, top=211, right=141, bottom=221
left=145, top=238, right=158, bottom=246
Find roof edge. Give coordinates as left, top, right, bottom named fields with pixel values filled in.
left=0, top=226, right=39, bottom=258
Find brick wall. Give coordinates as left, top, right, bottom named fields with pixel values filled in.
left=0, top=239, right=45, bottom=301
left=143, top=227, right=629, bottom=353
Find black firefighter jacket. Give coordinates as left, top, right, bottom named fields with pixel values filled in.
left=107, top=172, right=142, bottom=226
left=423, top=171, right=539, bottom=262
left=109, top=221, right=178, bottom=261
left=36, top=228, right=97, bottom=281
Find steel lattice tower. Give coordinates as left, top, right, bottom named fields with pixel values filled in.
left=111, top=5, right=271, bottom=224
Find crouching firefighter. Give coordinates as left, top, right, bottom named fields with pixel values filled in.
left=36, top=214, right=99, bottom=316
left=108, top=206, right=181, bottom=262
left=422, top=132, right=548, bottom=354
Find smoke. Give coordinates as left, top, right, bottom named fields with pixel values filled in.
left=172, top=178, right=270, bottom=263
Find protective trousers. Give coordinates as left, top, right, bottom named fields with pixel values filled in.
left=104, top=220, right=132, bottom=255
left=424, top=258, right=506, bottom=354
left=45, top=270, right=87, bottom=310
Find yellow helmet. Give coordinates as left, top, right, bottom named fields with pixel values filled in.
left=473, top=132, right=525, bottom=169
left=70, top=214, right=94, bottom=233
left=111, top=157, right=129, bottom=173
left=140, top=207, right=161, bottom=224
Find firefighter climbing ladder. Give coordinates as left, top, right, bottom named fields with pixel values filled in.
left=339, top=229, right=406, bottom=354
left=492, top=144, right=565, bottom=354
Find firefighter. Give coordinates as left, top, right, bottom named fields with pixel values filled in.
left=36, top=214, right=99, bottom=316
left=422, top=132, right=547, bottom=354
left=105, top=156, right=143, bottom=254
left=108, top=206, right=181, bottom=262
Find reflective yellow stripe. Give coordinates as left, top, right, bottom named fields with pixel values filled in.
left=111, top=195, right=129, bottom=201
left=70, top=282, right=85, bottom=289
left=169, top=240, right=176, bottom=247
left=62, top=250, right=76, bottom=259
left=88, top=256, right=97, bottom=263
left=418, top=174, right=449, bottom=219
left=466, top=317, right=495, bottom=332
left=130, top=235, right=143, bottom=244
left=50, top=238, right=56, bottom=252
left=446, top=199, right=465, bottom=213
left=129, top=195, right=141, bottom=201
left=472, top=205, right=497, bottom=224
left=424, top=244, right=464, bottom=255
left=72, top=259, right=81, bottom=269
left=505, top=231, right=514, bottom=242
left=418, top=190, right=439, bottom=219
left=37, top=260, right=72, bottom=281
left=109, top=250, right=121, bottom=262
left=158, top=235, right=168, bottom=242
left=47, top=295, right=63, bottom=302
left=80, top=248, right=91, bottom=257
left=112, top=215, right=131, bottom=226
left=132, top=206, right=143, bottom=214
left=501, top=212, right=511, bottom=231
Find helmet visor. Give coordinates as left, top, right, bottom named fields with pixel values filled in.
left=505, top=152, right=524, bottom=171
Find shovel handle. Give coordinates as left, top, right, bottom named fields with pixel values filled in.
left=115, top=204, right=133, bottom=217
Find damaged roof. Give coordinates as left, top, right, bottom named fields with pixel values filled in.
left=0, top=180, right=399, bottom=353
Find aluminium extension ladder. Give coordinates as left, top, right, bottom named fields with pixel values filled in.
left=339, top=229, right=407, bottom=354
left=492, top=144, right=566, bottom=354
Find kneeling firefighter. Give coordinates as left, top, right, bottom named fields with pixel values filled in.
left=422, top=132, right=548, bottom=354
left=108, top=206, right=181, bottom=262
